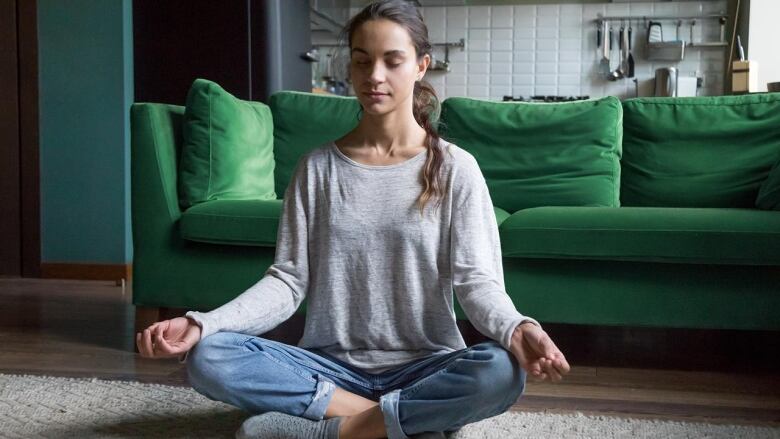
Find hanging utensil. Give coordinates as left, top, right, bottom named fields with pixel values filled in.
left=606, top=24, right=619, bottom=80
left=622, top=24, right=629, bottom=77
left=648, top=21, right=663, bottom=43
left=676, top=20, right=682, bottom=41
left=596, top=21, right=602, bottom=51
left=737, top=34, right=746, bottom=61
left=608, top=24, right=624, bottom=81
left=598, top=20, right=611, bottom=78
left=627, top=23, right=635, bottom=78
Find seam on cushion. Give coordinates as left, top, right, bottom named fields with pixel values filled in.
left=613, top=101, right=622, bottom=207
left=504, top=227, right=780, bottom=234
left=503, top=252, right=780, bottom=264
left=181, top=237, right=275, bottom=246
left=184, top=212, right=278, bottom=219
left=207, top=85, right=213, bottom=199
left=624, top=98, right=780, bottom=107
left=146, top=107, right=179, bottom=221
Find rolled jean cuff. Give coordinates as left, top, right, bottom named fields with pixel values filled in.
left=380, top=388, right=409, bottom=439
left=301, top=373, right=336, bottom=421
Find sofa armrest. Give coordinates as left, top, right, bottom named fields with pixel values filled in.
left=131, top=103, right=184, bottom=228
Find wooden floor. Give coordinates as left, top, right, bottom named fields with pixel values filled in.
left=1, top=277, right=778, bottom=429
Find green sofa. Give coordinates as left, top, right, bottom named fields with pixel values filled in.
left=130, top=90, right=780, bottom=337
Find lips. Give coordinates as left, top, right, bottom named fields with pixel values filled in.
left=366, top=92, right=388, bottom=96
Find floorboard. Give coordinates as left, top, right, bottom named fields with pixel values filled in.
left=1, top=277, right=777, bottom=428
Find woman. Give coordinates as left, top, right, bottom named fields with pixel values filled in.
left=136, top=1, right=570, bottom=438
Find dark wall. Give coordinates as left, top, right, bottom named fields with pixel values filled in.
left=134, top=0, right=312, bottom=105
left=0, top=0, right=22, bottom=275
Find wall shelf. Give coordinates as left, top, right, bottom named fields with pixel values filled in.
left=689, top=42, right=729, bottom=48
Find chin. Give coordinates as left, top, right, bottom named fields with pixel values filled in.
left=361, top=101, right=396, bottom=115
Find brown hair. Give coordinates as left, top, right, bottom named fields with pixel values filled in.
left=337, top=0, right=446, bottom=217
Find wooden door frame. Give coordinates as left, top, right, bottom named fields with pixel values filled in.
left=0, top=0, right=40, bottom=277
left=19, top=0, right=40, bottom=277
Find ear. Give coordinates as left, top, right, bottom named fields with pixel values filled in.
left=417, top=53, right=431, bottom=80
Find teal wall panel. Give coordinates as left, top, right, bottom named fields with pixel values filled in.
left=38, top=0, right=134, bottom=264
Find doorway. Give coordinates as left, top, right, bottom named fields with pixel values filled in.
left=0, top=0, right=40, bottom=277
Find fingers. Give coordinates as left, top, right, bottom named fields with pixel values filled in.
left=153, top=328, right=171, bottom=354
left=136, top=321, right=185, bottom=359
left=137, top=322, right=163, bottom=358
left=540, top=335, right=571, bottom=377
left=551, top=352, right=571, bottom=375
left=542, top=357, right=563, bottom=382
left=528, top=357, right=567, bottom=382
left=514, top=328, right=571, bottom=383
left=527, top=358, right=551, bottom=381
left=530, top=362, right=548, bottom=381
left=142, top=327, right=154, bottom=358
left=154, top=324, right=182, bottom=355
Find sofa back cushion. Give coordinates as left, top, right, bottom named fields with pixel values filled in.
left=270, top=91, right=361, bottom=196
left=756, top=152, right=780, bottom=210
left=439, top=96, right=622, bottom=213
left=621, top=93, right=780, bottom=207
left=178, top=78, right=277, bottom=208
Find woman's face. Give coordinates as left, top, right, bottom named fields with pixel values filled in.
left=349, top=19, right=429, bottom=115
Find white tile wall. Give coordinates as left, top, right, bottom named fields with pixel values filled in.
left=336, top=1, right=729, bottom=100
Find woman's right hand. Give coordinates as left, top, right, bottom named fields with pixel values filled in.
left=136, top=316, right=202, bottom=359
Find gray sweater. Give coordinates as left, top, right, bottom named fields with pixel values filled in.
left=179, top=138, right=540, bottom=372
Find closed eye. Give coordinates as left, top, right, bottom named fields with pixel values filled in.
left=355, top=61, right=403, bottom=68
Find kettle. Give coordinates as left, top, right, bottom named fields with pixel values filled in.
left=654, top=67, right=678, bottom=97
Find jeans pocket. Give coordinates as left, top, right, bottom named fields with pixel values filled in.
left=243, top=338, right=318, bottom=385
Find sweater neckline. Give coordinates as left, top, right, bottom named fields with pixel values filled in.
left=330, top=141, right=428, bottom=170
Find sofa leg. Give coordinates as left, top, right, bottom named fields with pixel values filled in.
left=134, top=306, right=161, bottom=353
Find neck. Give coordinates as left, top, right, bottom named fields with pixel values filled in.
left=354, top=103, right=427, bottom=152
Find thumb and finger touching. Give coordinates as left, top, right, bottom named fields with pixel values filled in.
left=515, top=331, right=548, bottom=379
left=542, top=338, right=571, bottom=374
left=520, top=328, right=571, bottom=381
left=136, top=318, right=200, bottom=359
left=154, top=321, right=191, bottom=356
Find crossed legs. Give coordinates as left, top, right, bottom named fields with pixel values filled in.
left=186, top=333, right=523, bottom=439
left=325, top=387, right=385, bottom=439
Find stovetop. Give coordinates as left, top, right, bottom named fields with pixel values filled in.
left=502, top=95, right=590, bottom=102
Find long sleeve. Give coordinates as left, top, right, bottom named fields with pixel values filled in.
left=450, top=156, right=541, bottom=353
left=178, top=157, right=312, bottom=364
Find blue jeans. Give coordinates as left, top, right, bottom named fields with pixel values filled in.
left=185, top=332, right=527, bottom=439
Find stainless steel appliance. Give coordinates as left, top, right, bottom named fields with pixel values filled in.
left=654, top=67, right=678, bottom=97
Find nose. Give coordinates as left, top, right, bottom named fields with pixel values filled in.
left=366, top=61, right=388, bottom=85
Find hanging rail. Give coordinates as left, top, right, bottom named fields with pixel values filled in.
left=594, top=13, right=728, bottom=27
left=313, top=40, right=465, bottom=49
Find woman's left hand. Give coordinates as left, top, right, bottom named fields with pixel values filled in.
left=509, top=322, right=571, bottom=382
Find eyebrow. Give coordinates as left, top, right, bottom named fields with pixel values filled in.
left=351, top=48, right=406, bottom=56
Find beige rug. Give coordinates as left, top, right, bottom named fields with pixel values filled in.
left=1, top=373, right=777, bottom=438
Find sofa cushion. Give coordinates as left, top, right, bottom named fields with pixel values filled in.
left=270, top=91, right=361, bottom=196
left=499, top=206, right=780, bottom=265
left=179, top=200, right=509, bottom=247
left=178, top=78, right=277, bottom=209
left=756, top=152, right=780, bottom=210
left=621, top=93, right=780, bottom=208
left=180, top=199, right=282, bottom=246
left=493, top=206, right=511, bottom=226
left=439, top=96, right=622, bottom=213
